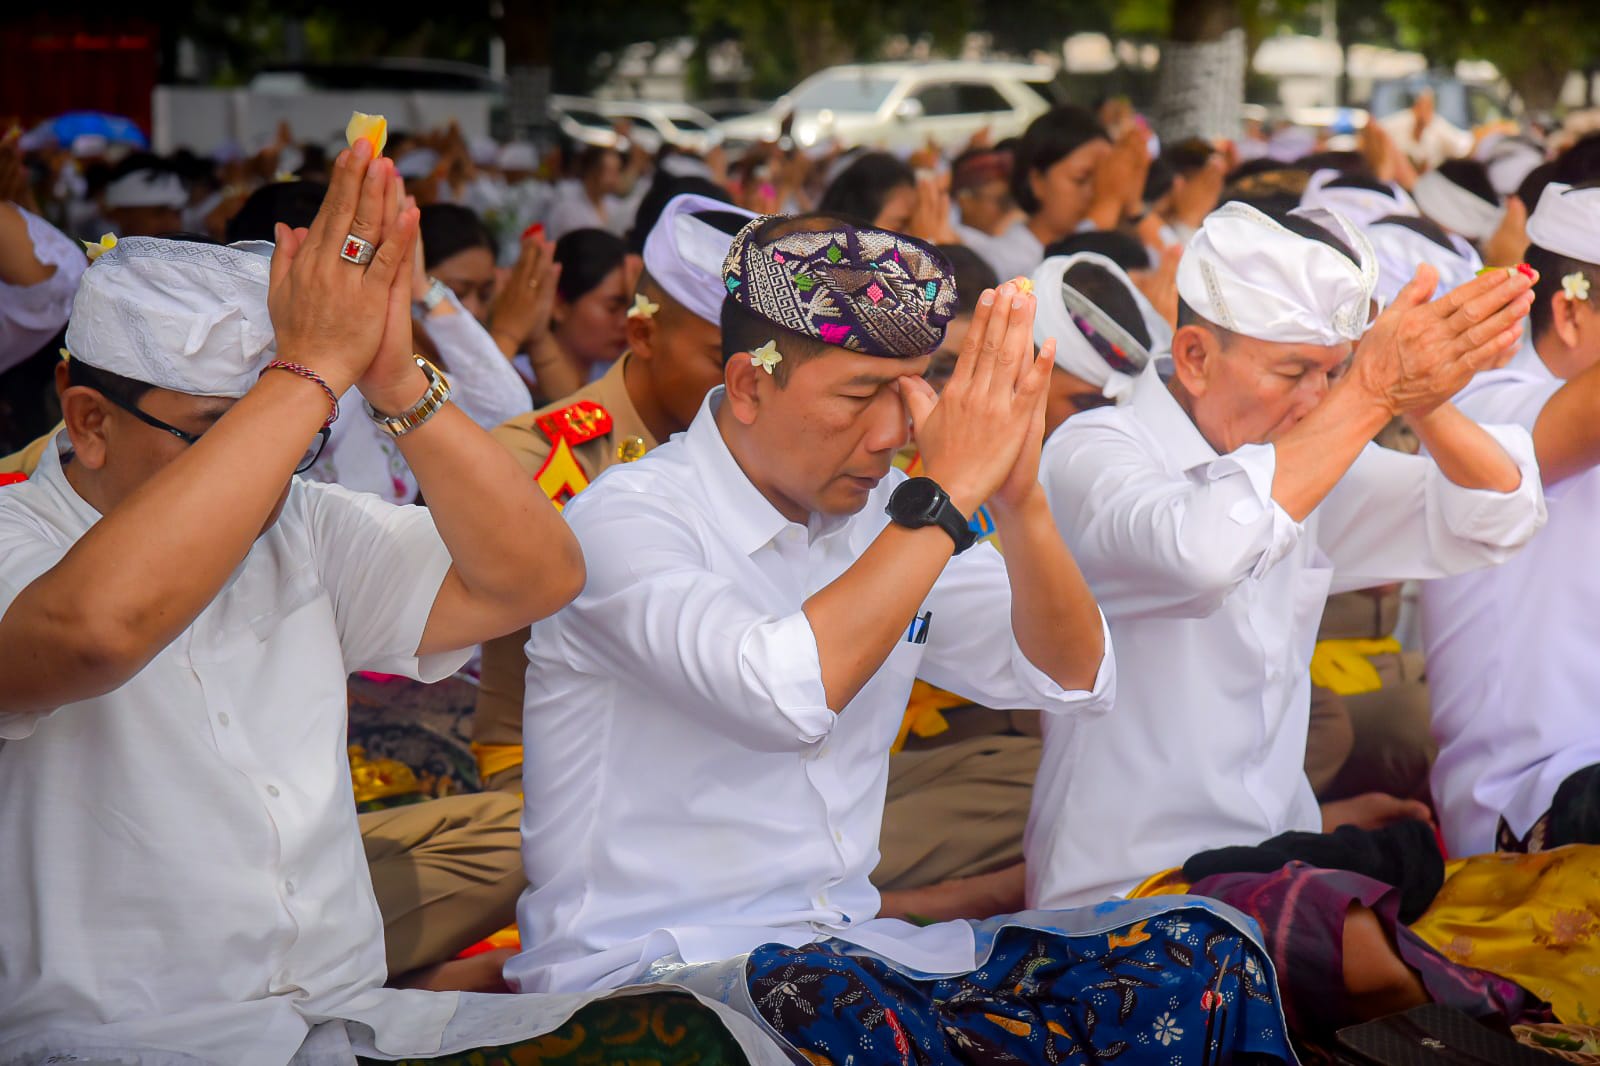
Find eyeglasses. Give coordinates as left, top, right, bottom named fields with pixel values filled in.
left=99, top=389, right=330, bottom=475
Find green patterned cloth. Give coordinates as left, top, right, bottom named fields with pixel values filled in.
left=358, top=993, right=750, bottom=1065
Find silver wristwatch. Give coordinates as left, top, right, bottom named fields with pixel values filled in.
left=420, top=277, right=452, bottom=314
left=366, top=356, right=452, bottom=438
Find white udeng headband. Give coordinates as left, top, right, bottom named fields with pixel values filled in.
left=1178, top=201, right=1379, bottom=345
left=1411, top=169, right=1505, bottom=243
left=1526, top=182, right=1600, bottom=264
left=1031, top=252, right=1169, bottom=401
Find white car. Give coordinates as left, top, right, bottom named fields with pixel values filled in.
left=717, top=61, right=1057, bottom=152
left=549, top=96, right=722, bottom=154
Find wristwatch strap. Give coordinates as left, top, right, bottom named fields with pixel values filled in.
left=420, top=277, right=451, bottom=313
left=366, top=356, right=452, bottom=438
left=933, top=494, right=979, bottom=554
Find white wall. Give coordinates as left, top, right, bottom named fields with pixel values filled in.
left=153, top=86, right=494, bottom=154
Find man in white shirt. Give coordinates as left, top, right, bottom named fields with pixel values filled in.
left=1033, top=201, right=1545, bottom=1028
left=1379, top=88, right=1476, bottom=171
left=1423, top=180, right=1600, bottom=856
left=507, top=213, right=1297, bottom=1064
left=0, top=143, right=770, bottom=1066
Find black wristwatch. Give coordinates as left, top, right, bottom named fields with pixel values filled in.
left=886, top=476, right=978, bottom=554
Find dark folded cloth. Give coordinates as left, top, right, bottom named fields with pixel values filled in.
left=1182, top=819, right=1443, bottom=923
left=1548, top=763, right=1600, bottom=849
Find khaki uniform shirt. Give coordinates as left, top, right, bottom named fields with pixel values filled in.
left=474, top=356, right=656, bottom=786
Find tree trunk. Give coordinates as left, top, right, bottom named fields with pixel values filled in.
left=501, top=0, right=553, bottom=142
left=1153, top=0, right=1246, bottom=143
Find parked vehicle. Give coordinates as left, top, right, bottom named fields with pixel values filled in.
left=716, top=61, right=1056, bottom=152
left=1367, top=73, right=1516, bottom=129
left=549, top=96, right=721, bottom=153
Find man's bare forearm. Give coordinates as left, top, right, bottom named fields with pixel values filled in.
left=993, top=490, right=1104, bottom=692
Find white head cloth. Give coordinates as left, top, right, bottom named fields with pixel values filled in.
left=1178, top=201, right=1380, bottom=345
left=102, top=169, right=187, bottom=210
left=1365, top=218, right=1484, bottom=306
left=395, top=148, right=440, bottom=180
left=1479, top=136, right=1545, bottom=197
left=498, top=142, right=538, bottom=172
left=1411, top=168, right=1504, bottom=243
left=641, top=193, right=756, bottom=326
left=1299, top=168, right=1418, bottom=229
left=469, top=136, right=500, bottom=167
left=1526, top=182, right=1600, bottom=263
left=65, top=237, right=277, bottom=398
left=1030, top=252, right=1170, bottom=402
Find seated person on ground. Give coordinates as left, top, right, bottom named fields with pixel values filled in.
left=504, top=211, right=1298, bottom=1064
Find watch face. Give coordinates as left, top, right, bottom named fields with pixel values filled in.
left=892, top=476, right=943, bottom=524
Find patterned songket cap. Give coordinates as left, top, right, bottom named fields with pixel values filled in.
left=721, top=215, right=958, bottom=358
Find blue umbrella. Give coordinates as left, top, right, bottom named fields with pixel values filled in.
left=26, top=111, right=149, bottom=151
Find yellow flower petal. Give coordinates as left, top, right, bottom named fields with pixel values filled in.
left=1014, top=277, right=1034, bottom=296
left=627, top=293, right=660, bottom=319
left=81, top=233, right=117, bottom=262
left=345, top=112, right=389, bottom=156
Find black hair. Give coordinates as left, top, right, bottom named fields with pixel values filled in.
left=1225, top=158, right=1294, bottom=185
left=818, top=152, right=914, bottom=227
left=627, top=174, right=734, bottom=253
left=1062, top=261, right=1152, bottom=349
left=935, top=243, right=999, bottom=316
left=1323, top=173, right=1399, bottom=197
left=1045, top=229, right=1153, bottom=272
left=1555, top=132, right=1600, bottom=185
left=226, top=181, right=328, bottom=243
left=1294, top=150, right=1372, bottom=178
left=1517, top=160, right=1560, bottom=213
left=720, top=297, right=828, bottom=382
left=1011, top=106, right=1108, bottom=215
left=1436, top=158, right=1499, bottom=205
left=553, top=228, right=628, bottom=303
left=1175, top=297, right=1232, bottom=347
left=1372, top=213, right=1460, bottom=253
left=1143, top=156, right=1175, bottom=204
left=575, top=144, right=620, bottom=180
left=418, top=203, right=496, bottom=271
left=66, top=353, right=153, bottom=403
left=1165, top=137, right=1216, bottom=176
left=1277, top=209, right=1359, bottom=264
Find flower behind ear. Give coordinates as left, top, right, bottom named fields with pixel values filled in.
left=750, top=340, right=783, bottom=375
left=1563, top=271, right=1591, bottom=303
left=627, top=293, right=660, bottom=320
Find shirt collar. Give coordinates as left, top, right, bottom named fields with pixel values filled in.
left=27, top=430, right=104, bottom=532
left=1129, top=357, right=1220, bottom=472
left=683, top=388, right=798, bottom=556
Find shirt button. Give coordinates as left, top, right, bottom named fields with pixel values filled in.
left=266, top=784, right=280, bottom=797
left=284, top=879, right=296, bottom=895
left=217, top=712, right=230, bottom=726
left=833, top=830, right=843, bottom=843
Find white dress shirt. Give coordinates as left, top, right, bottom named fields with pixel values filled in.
left=1421, top=339, right=1600, bottom=854
left=0, top=206, right=86, bottom=373
left=1029, top=361, right=1545, bottom=908
left=1379, top=109, right=1475, bottom=171
left=0, top=434, right=471, bottom=1065
left=303, top=290, right=531, bottom=505
left=956, top=219, right=1045, bottom=282
left=506, top=389, right=1114, bottom=994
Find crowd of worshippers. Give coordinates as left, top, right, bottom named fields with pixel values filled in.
left=2, top=90, right=1600, bottom=1066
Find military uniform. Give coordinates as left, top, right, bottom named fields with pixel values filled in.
left=474, top=355, right=656, bottom=789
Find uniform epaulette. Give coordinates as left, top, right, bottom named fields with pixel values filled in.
left=536, top=400, right=614, bottom=447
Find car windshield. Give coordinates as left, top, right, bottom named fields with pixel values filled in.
left=787, top=72, right=899, bottom=113
left=665, top=113, right=712, bottom=131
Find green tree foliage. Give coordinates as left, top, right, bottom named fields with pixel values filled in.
left=1385, top=0, right=1599, bottom=110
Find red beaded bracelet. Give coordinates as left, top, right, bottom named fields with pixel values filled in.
left=260, top=361, right=339, bottom=427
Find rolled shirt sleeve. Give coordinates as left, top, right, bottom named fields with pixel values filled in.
left=1041, top=422, right=1305, bottom=621
left=1316, top=425, right=1546, bottom=593
left=549, top=491, right=835, bottom=752
left=915, top=539, right=1115, bottom=717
